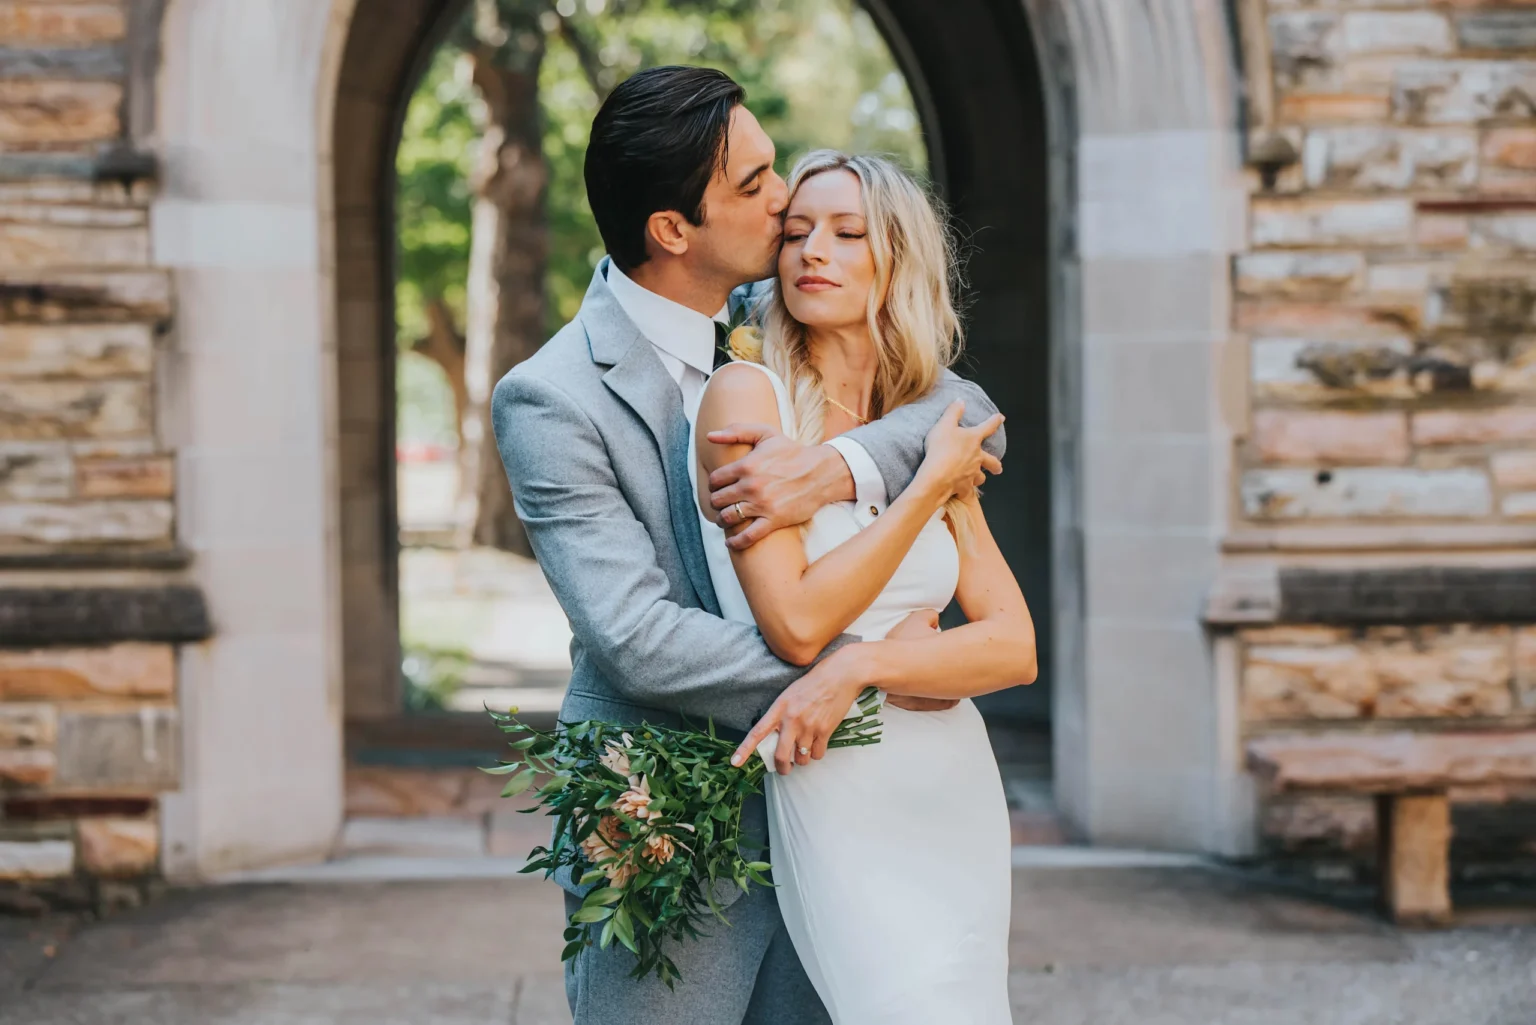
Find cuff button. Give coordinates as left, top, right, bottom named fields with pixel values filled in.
left=869, top=505, right=879, bottom=516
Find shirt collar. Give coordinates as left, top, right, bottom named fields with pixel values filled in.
left=606, top=261, right=728, bottom=377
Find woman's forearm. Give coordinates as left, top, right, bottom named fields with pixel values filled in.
left=737, top=472, right=950, bottom=664
left=853, top=617, right=1038, bottom=700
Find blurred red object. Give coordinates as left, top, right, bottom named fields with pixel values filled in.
left=396, top=441, right=454, bottom=463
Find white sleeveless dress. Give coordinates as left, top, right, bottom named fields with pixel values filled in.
left=688, top=362, right=1013, bottom=1024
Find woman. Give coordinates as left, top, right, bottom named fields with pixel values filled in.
left=688, top=151, right=1037, bottom=1023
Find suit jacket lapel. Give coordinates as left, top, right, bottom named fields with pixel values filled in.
left=580, top=263, right=721, bottom=615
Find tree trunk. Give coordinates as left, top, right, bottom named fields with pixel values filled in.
left=460, top=2, right=548, bottom=557
left=411, top=298, right=469, bottom=438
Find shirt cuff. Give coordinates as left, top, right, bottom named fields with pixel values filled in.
left=825, top=437, right=888, bottom=513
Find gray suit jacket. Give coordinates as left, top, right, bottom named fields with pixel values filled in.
left=491, top=261, right=1004, bottom=889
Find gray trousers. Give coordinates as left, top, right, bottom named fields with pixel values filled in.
left=563, top=882, right=831, bottom=1025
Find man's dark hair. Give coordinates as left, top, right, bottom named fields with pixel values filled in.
left=585, top=65, right=746, bottom=272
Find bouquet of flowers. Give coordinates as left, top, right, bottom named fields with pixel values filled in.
left=485, top=689, right=884, bottom=986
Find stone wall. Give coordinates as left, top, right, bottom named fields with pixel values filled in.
left=0, top=0, right=182, bottom=900
left=1241, top=2, right=1536, bottom=524
left=1236, top=1, right=1536, bottom=867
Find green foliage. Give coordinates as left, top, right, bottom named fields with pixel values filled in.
left=396, top=45, right=479, bottom=349
left=487, top=687, right=884, bottom=985
left=401, top=645, right=470, bottom=712
left=393, top=0, right=928, bottom=358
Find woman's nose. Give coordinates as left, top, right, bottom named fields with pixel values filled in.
left=802, top=229, right=830, bottom=264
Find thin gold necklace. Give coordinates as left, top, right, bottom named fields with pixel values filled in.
left=825, top=395, right=869, bottom=424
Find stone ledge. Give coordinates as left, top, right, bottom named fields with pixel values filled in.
left=0, top=584, right=210, bottom=646
left=1247, top=730, right=1536, bottom=794
left=1282, top=566, right=1536, bottom=625
left=0, top=546, right=190, bottom=570
left=1207, top=564, right=1536, bottom=626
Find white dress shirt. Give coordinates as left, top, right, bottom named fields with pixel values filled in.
left=606, top=262, right=889, bottom=520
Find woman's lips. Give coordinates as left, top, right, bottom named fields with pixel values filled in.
left=796, top=275, right=837, bottom=292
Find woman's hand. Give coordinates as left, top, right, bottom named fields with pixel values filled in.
left=732, top=646, right=872, bottom=775
left=883, top=610, right=960, bottom=712
left=915, top=402, right=1005, bottom=503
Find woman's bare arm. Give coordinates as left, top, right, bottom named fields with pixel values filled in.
left=694, top=364, right=960, bottom=666
left=861, top=491, right=1037, bottom=698
left=729, top=490, right=1037, bottom=771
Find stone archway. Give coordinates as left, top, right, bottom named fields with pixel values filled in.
left=153, top=0, right=1240, bottom=877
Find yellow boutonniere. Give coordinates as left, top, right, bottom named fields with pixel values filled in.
left=726, top=324, right=763, bottom=363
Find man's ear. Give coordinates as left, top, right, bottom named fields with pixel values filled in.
left=645, top=210, right=690, bottom=258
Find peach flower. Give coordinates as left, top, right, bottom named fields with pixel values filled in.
left=641, top=832, right=676, bottom=866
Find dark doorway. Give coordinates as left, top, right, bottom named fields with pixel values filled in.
left=874, top=0, right=1053, bottom=731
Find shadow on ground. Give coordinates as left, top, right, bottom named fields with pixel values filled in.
left=2, top=867, right=1534, bottom=1024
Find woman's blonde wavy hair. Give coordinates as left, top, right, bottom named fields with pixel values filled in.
left=728, top=150, right=972, bottom=544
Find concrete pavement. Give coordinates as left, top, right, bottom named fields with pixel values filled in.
left=2, top=866, right=1534, bottom=1024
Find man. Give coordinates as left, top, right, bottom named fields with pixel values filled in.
left=492, top=65, right=1004, bottom=1025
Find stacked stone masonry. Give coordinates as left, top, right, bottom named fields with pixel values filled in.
left=0, top=2, right=169, bottom=885
left=1241, top=3, right=1536, bottom=863
left=1244, top=1, right=1536, bottom=523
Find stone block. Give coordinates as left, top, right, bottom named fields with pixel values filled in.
left=0, top=4, right=125, bottom=44
left=1234, top=252, right=1364, bottom=299
left=0, top=202, right=144, bottom=228
left=1270, top=12, right=1342, bottom=91
left=0, top=224, right=148, bottom=269
left=75, top=455, right=171, bottom=499
left=1302, top=127, right=1476, bottom=191
left=0, top=839, right=72, bottom=879
left=1416, top=212, right=1469, bottom=250
left=1245, top=627, right=1515, bottom=722
left=1393, top=60, right=1536, bottom=125
left=1239, top=625, right=1350, bottom=647
left=0, top=270, right=171, bottom=323
left=1457, top=10, right=1536, bottom=51
left=1516, top=627, right=1536, bottom=709
left=0, top=703, right=55, bottom=747
left=1251, top=337, right=1417, bottom=402
left=55, top=708, right=179, bottom=790
left=1245, top=644, right=1378, bottom=719
left=0, top=324, right=153, bottom=379
left=1412, top=407, right=1536, bottom=445
left=0, top=379, right=149, bottom=439
left=1251, top=198, right=1413, bottom=248
left=0, top=79, right=118, bottom=144
left=1481, top=127, right=1536, bottom=193
left=1241, top=467, right=1492, bottom=519
left=0, top=588, right=209, bottom=646
left=0, top=747, right=53, bottom=785
left=1342, top=11, right=1452, bottom=57
left=0, top=499, right=171, bottom=545
left=0, top=644, right=175, bottom=701
left=1251, top=409, right=1409, bottom=466
left=1492, top=450, right=1536, bottom=488
left=1262, top=794, right=1376, bottom=854
left=76, top=817, right=157, bottom=877
left=1280, top=566, right=1536, bottom=626
left=0, top=441, right=70, bottom=499
left=1470, top=215, right=1536, bottom=253
left=1278, top=92, right=1393, bottom=124
left=0, top=43, right=124, bottom=79
left=1426, top=275, right=1536, bottom=336
left=1503, top=491, right=1536, bottom=517
left=1365, top=262, right=1437, bottom=296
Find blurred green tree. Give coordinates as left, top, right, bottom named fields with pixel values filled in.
left=395, top=0, right=927, bottom=553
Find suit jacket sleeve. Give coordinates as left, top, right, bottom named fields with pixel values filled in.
left=492, top=370, right=837, bottom=733
left=835, top=370, right=1008, bottom=506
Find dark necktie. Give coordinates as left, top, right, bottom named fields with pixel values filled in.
left=713, top=321, right=731, bottom=371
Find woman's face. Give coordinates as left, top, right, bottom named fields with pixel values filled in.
left=778, top=169, right=875, bottom=332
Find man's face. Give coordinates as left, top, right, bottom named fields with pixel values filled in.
left=687, top=106, right=788, bottom=288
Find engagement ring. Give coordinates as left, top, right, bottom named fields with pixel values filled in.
left=797, top=746, right=811, bottom=756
